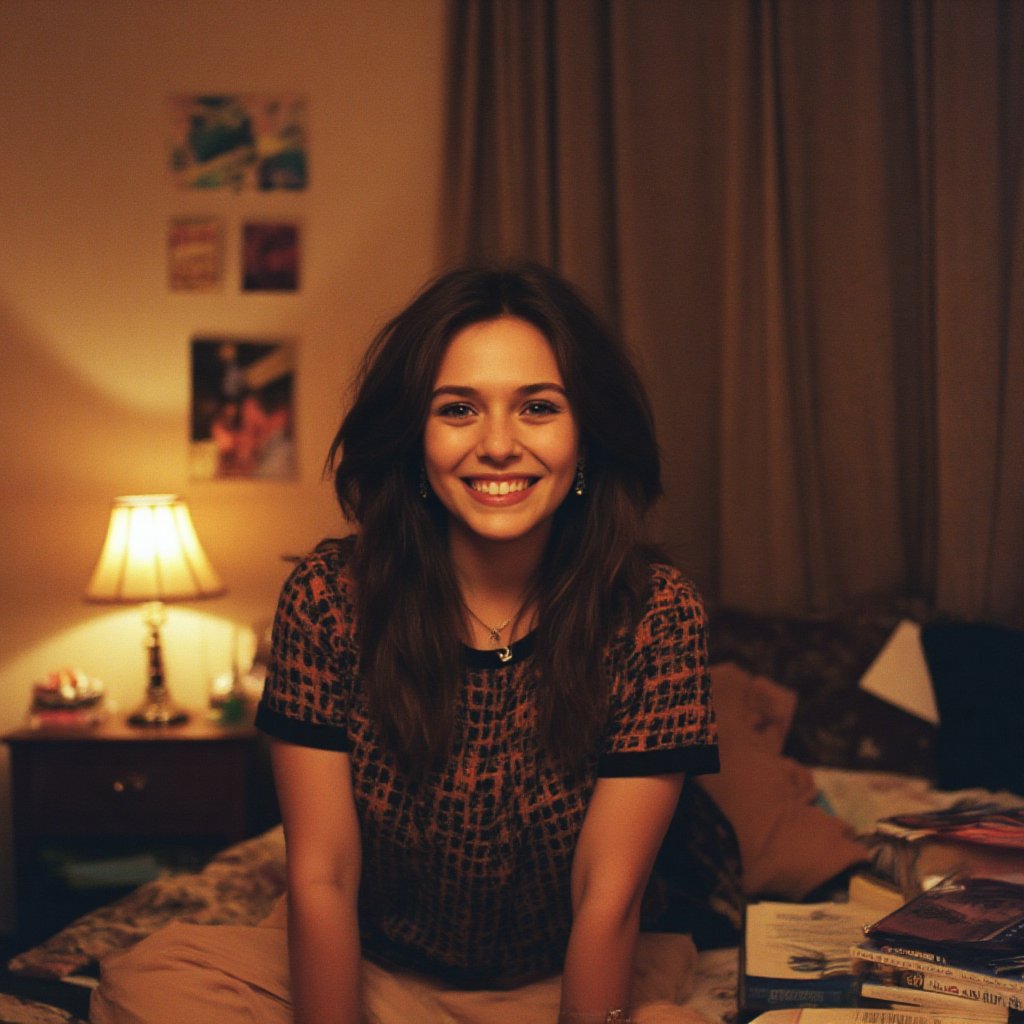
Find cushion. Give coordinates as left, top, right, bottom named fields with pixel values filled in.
left=696, top=663, right=869, bottom=900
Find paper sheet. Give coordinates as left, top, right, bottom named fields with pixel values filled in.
left=859, top=619, right=940, bottom=725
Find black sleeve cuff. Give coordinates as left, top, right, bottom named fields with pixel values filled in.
left=597, top=743, right=720, bottom=779
left=254, top=702, right=352, bottom=753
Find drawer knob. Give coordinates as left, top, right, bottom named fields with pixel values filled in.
left=112, top=772, right=149, bottom=794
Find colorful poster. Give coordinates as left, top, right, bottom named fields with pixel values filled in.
left=169, top=94, right=308, bottom=191
left=242, top=221, right=300, bottom=292
left=168, top=216, right=224, bottom=292
left=190, top=338, right=297, bottom=480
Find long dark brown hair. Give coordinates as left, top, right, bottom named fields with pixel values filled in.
left=327, top=263, right=663, bottom=771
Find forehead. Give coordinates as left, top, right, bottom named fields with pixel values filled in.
left=434, top=316, right=563, bottom=387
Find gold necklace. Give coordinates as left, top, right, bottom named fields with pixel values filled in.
left=463, top=603, right=520, bottom=663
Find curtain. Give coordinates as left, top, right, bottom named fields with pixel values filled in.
left=442, top=0, right=1024, bottom=628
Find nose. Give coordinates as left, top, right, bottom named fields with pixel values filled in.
left=477, top=413, right=520, bottom=461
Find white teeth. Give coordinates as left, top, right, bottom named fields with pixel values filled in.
left=471, top=479, right=530, bottom=496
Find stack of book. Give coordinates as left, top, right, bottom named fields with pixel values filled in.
left=868, top=802, right=1024, bottom=897
left=851, top=872, right=1024, bottom=1022
left=741, top=802, right=1024, bottom=1023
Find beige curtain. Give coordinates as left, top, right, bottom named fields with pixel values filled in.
left=442, top=0, right=1024, bottom=628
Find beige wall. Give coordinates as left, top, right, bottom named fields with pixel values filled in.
left=0, top=0, right=448, bottom=932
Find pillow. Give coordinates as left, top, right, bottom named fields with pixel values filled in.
left=922, top=621, right=1024, bottom=795
left=696, top=663, right=869, bottom=900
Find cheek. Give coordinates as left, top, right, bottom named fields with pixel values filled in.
left=422, top=425, right=461, bottom=477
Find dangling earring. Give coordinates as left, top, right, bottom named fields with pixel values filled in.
left=573, top=460, right=586, bottom=497
left=419, top=464, right=430, bottom=501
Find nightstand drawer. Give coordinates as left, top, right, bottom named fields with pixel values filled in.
left=23, top=741, right=247, bottom=839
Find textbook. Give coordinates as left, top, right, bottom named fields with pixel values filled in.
left=740, top=900, right=872, bottom=1018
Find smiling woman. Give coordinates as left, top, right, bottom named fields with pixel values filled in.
left=91, top=264, right=722, bottom=1024
left=424, top=316, right=581, bottom=582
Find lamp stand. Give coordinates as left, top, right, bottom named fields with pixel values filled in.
left=128, top=602, right=189, bottom=727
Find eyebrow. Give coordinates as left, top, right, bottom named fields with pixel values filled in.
left=431, top=383, right=568, bottom=400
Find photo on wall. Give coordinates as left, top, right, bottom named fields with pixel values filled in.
left=190, top=337, right=297, bottom=480
left=168, top=94, right=308, bottom=191
left=242, top=221, right=300, bottom=292
left=168, top=216, right=224, bottom=292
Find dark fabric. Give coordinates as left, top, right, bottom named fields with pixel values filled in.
left=0, top=968, right=91, bottom=1020
left=921, top=621, right=1024, bottom=794
left=598, top=744, right=720, bottom=779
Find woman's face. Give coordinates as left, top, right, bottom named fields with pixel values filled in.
left=423, top=316, right=581, bottom=555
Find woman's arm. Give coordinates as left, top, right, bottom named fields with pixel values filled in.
left=558, top=772, right=685, bottom=1024
left=270, top=738, right=364, bottom=1024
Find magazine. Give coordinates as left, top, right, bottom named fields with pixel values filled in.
left=863, top=874, right=1024, bottom=965
left=876, top=804, right=1024, bottom=850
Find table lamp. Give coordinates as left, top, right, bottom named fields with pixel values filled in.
left=84, top=494, right=226, bottom=726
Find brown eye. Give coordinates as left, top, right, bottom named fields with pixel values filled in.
left=523, top=400, right=559, bottom=416
left=438, top=402, right=475, bottom=419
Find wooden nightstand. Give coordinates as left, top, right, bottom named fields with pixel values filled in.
left=3, top=715, right=277, bottom=944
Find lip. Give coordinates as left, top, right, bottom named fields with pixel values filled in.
left=463, top=476, right=537, bottom=504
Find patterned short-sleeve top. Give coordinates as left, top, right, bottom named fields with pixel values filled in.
left=255, top=538, right=718, bottom=985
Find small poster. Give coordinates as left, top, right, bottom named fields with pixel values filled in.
left=169, top=94, right=308, bottom=191
left=168, top=216, right=224, bottom=292
left=190, top=337, right=297, bottom=480
left=242, top=221, right=300, bottom=292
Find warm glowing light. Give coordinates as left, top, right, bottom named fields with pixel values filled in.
left=85, top=495, right=225, bottom=604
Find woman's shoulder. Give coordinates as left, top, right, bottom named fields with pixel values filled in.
left=280, top=535, right=358, bottom=605
left=642, top=559, right=706, bottom=620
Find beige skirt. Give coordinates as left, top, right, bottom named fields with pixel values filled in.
left=89, top=897, right=707, bottom=1024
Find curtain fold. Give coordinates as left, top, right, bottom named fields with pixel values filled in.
left=442, top=0, right=1024, bottom=627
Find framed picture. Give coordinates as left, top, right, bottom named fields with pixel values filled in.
left=168, top=94, right=308, bottom=191
left=242, top=220, right=300, bottom=292
left=168, top=216, right=224, bottom=292
left=190, top=337, right=297, bottom=480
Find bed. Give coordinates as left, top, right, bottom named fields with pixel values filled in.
left=3, top=599, right=1020, bottom=1023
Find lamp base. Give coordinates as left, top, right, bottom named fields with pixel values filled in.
left=127, top=696, right=190, bottom=727
left=127, top=602, right=190, bottom=727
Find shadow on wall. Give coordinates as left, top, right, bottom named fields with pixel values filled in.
left=0, top=302, right=185, bottom=667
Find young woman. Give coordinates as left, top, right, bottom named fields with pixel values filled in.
left=91, top=263, right=720, bottom=1024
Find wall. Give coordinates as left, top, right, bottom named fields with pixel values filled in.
left=0, top=0, right=448, bottom=932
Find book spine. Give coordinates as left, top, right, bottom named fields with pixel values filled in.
left=857, top=965, right=1024, bottom=1012
left=851, top=945, right=1024, bottom=997
left=742, top=976, right=857, bottom=1011
left=859, top=980, right=1019, bottom=1020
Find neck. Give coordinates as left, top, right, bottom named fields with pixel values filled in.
left=448, top=526, right=548, bottom=602
left=447, top=526, right=549, bottom=644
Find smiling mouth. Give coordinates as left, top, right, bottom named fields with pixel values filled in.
left=467, top=478, right=536, bottom=496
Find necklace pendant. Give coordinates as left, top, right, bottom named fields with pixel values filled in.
left=497, top=645, right=512, bottom=663
left=488, top=628, right=502, bottom=644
